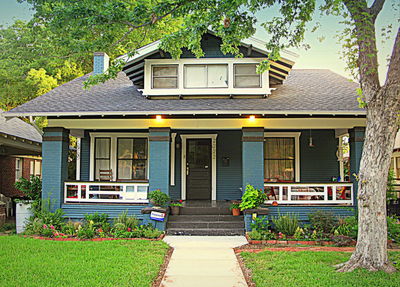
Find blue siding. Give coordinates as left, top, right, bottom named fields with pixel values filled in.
left=300, top=129, right=339, bottom=182
left=80, top=131, right=90, bottom=181
left=149, top=129, right=170, bottom=194
left=42, top=128, right=69, bottom=211
left=62, top=204, right=147, bottom=219
left=242, top=129, right=264, bottom=190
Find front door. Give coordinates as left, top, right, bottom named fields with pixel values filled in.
left=186, top=139, right=212, bottom=200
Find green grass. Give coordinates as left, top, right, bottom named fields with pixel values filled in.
left=241, top=251, right=400, bottom=287
left=0, top=236, right=169, bottom=287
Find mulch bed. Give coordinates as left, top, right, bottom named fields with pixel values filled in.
left=235, top=251, right=256, bottom=287
left=152, top=246, right=174, bottom=287
left=30, top=233, right=166, bottom=241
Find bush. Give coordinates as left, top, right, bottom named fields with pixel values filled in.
left=148, top=190, right=170, bottom=206
left=250, top=216, right=270, bottom=232
left=308, top=210, right=337, bottom=233
left=77, top=226, right=96, bottom=239
left=84, top=212, right=110, bottom=231
left=142, top=228, right=162, bottom=239
left=239, top=185, right=266, bottom=211
left=113, top=211, right=139, bottom=230
left=14, top=176, right=42, bottom=201
left=248, top=230, right=276, bottom=240
left=387, top=216, right=400, bottom=242
left=332, top=235, right=355, bottom=247
left=0, top=223, right=16, bottom=232
left=271, top=213, right=299, bottom=236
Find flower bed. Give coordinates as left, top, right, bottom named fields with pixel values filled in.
left=245, top=233, right=337, bottom=246
left=31, top=233, right=165, bottom=241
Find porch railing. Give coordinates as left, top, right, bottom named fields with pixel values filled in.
left=264, top=182, right=354, bottom=205
left=64, top=181, right=149, bottom=204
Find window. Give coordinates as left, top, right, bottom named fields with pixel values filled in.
left=264, top=137, right=295, bottom=182
left=234, top=64, right=261, bottom=88
left=117, top=138, right=147, bottom=180
left=15, top=158, right=22, bottom=182
left=30, top=160, right=42, bottom=177
left=152, top=65, right=178, bottom=88
left=184, top=64, right=228, bottom=88
left=94, top=138, right=111, bottom=180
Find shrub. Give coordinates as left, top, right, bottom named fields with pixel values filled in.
left=293, top=227, right=305, bottom=240
left=142, top=228, right=162, bottom=239
left=308, top=210, right=337, bottom=233
left=77, top=226, right=96, bottom=239
left=333, top=216, right=358, bottom=239
left=248, top=230, right=276, bottom=240
left=84, top=213, right=109, bottom=226
left=271, top=213, right=299, bottom=236
left=148, top=190, right=170, bottom=206
left=113, top=211, right=139, bottom=230
left=250, top=216, right=270, bottom=232
left=14, top=176, right=42, bottom=201
left=0, top=223, right=16, bottom=232
left=387, top=216, right=400, bottom=242
left=239, top=185, right=266, bottom=211
left=332, top=235, right=355, bottom=247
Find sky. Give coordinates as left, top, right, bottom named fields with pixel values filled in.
left=0, top=0, right=399, bottom=83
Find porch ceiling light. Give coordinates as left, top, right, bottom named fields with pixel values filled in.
left=249, top=115, right=256, bottom=121
left=156, top=115, right=162, bottom=120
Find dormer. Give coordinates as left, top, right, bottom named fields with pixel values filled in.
left=119, top=33, right=296, bottom=99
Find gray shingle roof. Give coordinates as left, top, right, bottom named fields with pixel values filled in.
left=0, top=110, right=42, bottom=143
left=6, top=69, right=363, bottom=116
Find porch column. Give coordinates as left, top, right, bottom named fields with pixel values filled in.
left=42, top=127, right=69, bottom=211
left=148, top=128, right=170, bottom=195
left=242, top=127, right=264, bottom=191
left=349, top=126, right=365, bottom=208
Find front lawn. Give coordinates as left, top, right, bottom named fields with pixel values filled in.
left=0, top=236, right=169, bottom=287
left=241, top=250, right=400, bottom=287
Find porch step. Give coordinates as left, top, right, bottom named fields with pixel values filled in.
left=167, top=220, right=244, bottom=229
left=167, top=228, right=245, bottom=236
left=169, top=215, right=243, bottom=222
left=179, top=206, right=231, bottom=215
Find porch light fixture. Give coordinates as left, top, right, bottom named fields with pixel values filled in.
left=249, top=115, right=256, bottom=121
left=156, top=115, right=162, bottom=120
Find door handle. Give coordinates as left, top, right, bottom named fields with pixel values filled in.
left=205, top=166, right=209, bottom=169
left=186, top=167, right=189, bottom=175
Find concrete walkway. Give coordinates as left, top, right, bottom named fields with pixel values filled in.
left=161, top=236, right=248, bottom=287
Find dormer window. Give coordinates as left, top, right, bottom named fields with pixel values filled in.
left=152, top=65, right=178, bottom=89
left=234, top=64, right=261, bottom=88
left=184, top=64, right=228, bottom=88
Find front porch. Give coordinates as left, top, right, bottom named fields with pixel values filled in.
left=41, top=120, right=365, bottom=231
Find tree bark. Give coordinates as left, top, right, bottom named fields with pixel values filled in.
left=336, top=86, right=399, bottom=273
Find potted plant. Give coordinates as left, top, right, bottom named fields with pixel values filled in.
left=170, top=202, right=183, bottom=215
left=14, top=176, right=42, bottom=233
left=239, top=184, right=267, bottom=211
left=229, top=203, right=241, bottom=216
left=148, top=189, right=170, bottom=207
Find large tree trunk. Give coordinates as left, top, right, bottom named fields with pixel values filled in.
left=337, top=86, right=399, bottom=273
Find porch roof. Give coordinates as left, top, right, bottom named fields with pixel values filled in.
left=6, top=69, right=365, bottom=117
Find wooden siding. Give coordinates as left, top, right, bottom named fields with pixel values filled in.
left=61, top=204, right=147, bottom=219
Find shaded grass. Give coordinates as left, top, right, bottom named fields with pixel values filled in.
left=0, top=236, right=169, bottom=287
left=241, top=250, right=400, bottom=287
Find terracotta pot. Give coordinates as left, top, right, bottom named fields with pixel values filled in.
left=170, top=206, right=181, bottom=215
left=231, top=208, right=240, bottom=216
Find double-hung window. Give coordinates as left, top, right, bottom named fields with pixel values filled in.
left=94, top=138, right=111, bottom=180
left=234, top=64, right=261, bottom=88
left=184, top=64, right=228, bottom=88
left=15, top=158, right=22, bottom=182
left=264, top=137, right=296, bottom=182
left=117, top=138, right=147, bottom=180
left=152, top=65, right=178, bottom=88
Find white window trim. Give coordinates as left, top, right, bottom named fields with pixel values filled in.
left=180, top=134, right=218, bottom=201
left=89, top=132, right=149, bottom=181
left=170, top=133, right=177, bottom=186
left=264, top=132, right=301, bottom=182
left=15, top=158, right=22, bottom=182
left=143, top=58, right=270, bottom=96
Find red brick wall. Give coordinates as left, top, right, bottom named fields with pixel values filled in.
left=0, top=156, right=42, bottom=198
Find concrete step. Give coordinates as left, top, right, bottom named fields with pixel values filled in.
left=166, top=228, right=245, bottom=236
left=167, top=221, right=244, bottom=229
left=169, top=215, right=243, bottom=222
left=180, top=207, right=231, bottom=215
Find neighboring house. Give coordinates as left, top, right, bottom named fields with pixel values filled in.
left=0, top=110, right=42, bottom=216
left=5, top=33, right=366, bottom=234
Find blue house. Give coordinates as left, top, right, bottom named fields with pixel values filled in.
left=6, top=33, right=366, bottom=235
